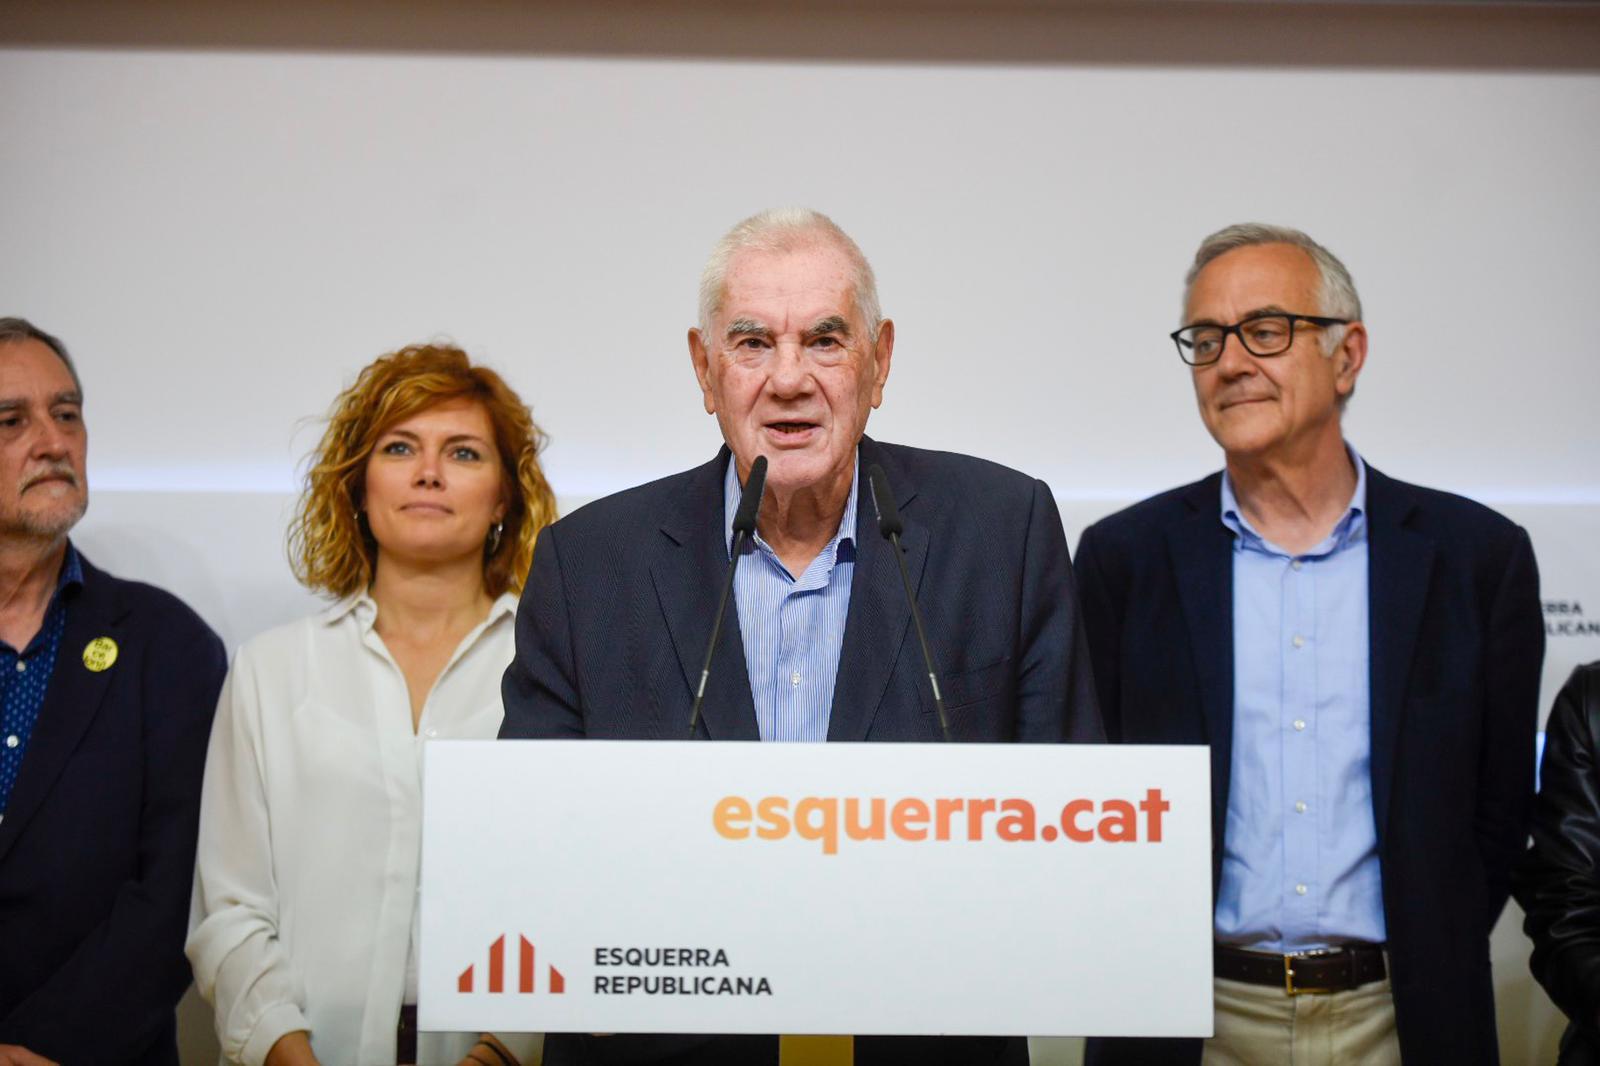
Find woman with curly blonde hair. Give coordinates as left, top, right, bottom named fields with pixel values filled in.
left=189, top=345, right=555, bottom=1066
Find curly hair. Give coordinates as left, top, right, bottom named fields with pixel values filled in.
left=288, top=344, right=557, bottom=599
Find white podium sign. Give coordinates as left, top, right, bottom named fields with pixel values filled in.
left=419, top=741, right=1212, bottom=1037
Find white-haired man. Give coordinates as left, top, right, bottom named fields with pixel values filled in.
left=502, top=208, right=1103, bottom=1065
left=1076, top=225, right=1544, bottom=1064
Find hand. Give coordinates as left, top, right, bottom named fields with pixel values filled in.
left=0, top=1047, right=58, bottom=1066
left=456, top=1035, right=521, bottom=1066
left=264, top=1032, right=321, bottom=1066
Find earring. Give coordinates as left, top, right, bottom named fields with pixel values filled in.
left=487, top=521, right=504, bottom=555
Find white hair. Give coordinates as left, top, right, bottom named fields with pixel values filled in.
left=1183, top=222, right=1362, bottom=357
left=697, top=208, right=883, bottom=339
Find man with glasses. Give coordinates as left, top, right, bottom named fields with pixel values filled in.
left=1075, top=224, right=1543, bottom=1065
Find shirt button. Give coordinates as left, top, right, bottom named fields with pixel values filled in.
left=424, top=727, right=438, bottom=738
left=4, top=734, right=17, bottom=748
left=1295, top=883, right=1309, bottom=896
left=14, top=660, right=24, bottom=673
left=1292, top=635, right=1306, bottom=649
left=1293, top=719, right=1307, bottom=731
left=1290, top=559, right=1303, bottom=571
left=1295, top=801, right=1308, bottom=813
left=790, top=671, right=802, bottom=687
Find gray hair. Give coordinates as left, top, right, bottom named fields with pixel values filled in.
left=697, top=208, right=883, bottom=340
left=1183, top=223, right=1362, bottom=356
left=0, top=317, right=83, bottom=393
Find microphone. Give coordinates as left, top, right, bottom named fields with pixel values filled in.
left=731, top=455, right=765, bottom=537
left=867, top=464, right=950, bottom=742
left=687, top=455, right=767, bottom=738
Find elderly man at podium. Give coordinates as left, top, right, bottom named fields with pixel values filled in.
left=501, top=207, right=1103, bottom=1065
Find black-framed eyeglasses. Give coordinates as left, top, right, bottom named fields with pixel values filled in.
left=1170, top=313, right=1351, bottom=366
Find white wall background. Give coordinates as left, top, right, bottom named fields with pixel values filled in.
left=4, top=52, right=1598, bottom=505
left=3, top=6, right=1598, bottom=1062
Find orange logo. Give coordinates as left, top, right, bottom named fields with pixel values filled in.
left=712, top=790, right=1170, bottom=855
left=458, top=934, right=566, bottom=995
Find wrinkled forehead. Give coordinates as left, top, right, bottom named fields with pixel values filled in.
left=717, top=243, right=862, bottom=335
left=0, top=338, right=81, bottom=399
left=1184, top=243, right=1322, bottom=322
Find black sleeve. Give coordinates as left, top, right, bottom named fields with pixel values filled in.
left=501, top=524, right=587, bottom=739
left=1475, top=526, right=1544, bottom=925
left=1015, top=479, right=1104, bottom=743
left=1072, top=523, right=1124, bottom=743
left=1516, top=663, right=1600, bottom=1038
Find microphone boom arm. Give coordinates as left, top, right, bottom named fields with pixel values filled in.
left=687, top=455, right=767, bottom=739
left=867, top=463, right=951, bottom=742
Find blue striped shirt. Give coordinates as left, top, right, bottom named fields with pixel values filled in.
left=1214, top=447, right=1384, bottom=952
left=725, top=453, right=858, bottom=743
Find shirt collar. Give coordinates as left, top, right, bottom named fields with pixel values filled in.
left=57, top=541, right=84, bottom=596
left=29, top=541, right=84, bottom=623
left=323, top=590, right=376, bottom=627
left=1220, top=444, right=1368, bottom=556
left=322, top=588, right=518, bottom=630
left=724, top=449, right=860, bottom=563
left=0, top=543, right=85, bottom=658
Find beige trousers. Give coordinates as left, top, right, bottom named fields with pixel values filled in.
left=1200, top=975, right=1402, bottom=1066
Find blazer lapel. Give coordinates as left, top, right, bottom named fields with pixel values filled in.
left=0, top=557, right=125, bottom=864
left=651, top=448, right=760, bottom=740
left=1365, top=466, right=1433, bottom=848
left=829, top=438, right=924, bottom=742
left=1164, top=474, right=1236, bottom=842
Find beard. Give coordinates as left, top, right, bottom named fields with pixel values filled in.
left=11, top=495, right=88, bottom=539
left=8, top=466, right=88, bottom=540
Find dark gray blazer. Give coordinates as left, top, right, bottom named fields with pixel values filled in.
left=502, top=436, right=1102, bottom=1065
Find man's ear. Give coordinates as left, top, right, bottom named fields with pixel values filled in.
left=869, top=319, right=895, bottom=409
left=688, top=327, right=716, bottom=414
left=1333, top=320, right=1368, bottom=399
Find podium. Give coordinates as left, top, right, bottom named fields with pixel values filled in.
left=418, top=740, right=1213, bottom=1045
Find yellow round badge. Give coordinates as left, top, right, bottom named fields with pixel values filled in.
left=83, top=636, right=118, bottom=672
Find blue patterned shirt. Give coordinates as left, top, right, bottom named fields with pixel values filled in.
left=0, top=543, right=84, bottom=816
left=1214, top=448, right=1384, bottom=952
left=725, top=453, right=858, bottom=743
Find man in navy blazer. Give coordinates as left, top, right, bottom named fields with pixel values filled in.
left=1075, top=226, right=1543, bottom=1065
left=0, top=319, right=226, bottom=1066
left=502, top=209, right=1101, bottom=1065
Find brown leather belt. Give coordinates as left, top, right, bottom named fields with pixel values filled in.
left=1214, top=942, right=1386, bottom=996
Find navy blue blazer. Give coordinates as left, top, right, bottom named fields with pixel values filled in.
left=1073, top=466, right=1543, bottom=1065
left=0, top=555, right=226, bottom=1065
left=502, top=437, right=1102, bottom=1065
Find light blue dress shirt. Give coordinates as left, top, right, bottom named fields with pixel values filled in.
left=1214, top=447, right=1387, bottom=953
left=724, top=452, right=858, bottom=743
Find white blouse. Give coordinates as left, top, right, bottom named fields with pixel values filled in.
left=187, top=593, right=540, bottom=1066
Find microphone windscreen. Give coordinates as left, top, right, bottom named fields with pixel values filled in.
left=732, top=455, right=767, bottom=535
left=867, top=464, right=904, bottom=538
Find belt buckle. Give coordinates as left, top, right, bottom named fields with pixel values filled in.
left=1283, top=948, right=1337, bottom=996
